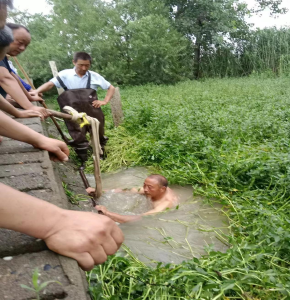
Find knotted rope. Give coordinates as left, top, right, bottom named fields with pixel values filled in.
left=63, top=106, right=103, bottom=155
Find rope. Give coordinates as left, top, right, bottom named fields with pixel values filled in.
left=63, top=106, right=103, bottom=155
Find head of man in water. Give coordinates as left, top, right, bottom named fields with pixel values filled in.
left=73, top=51, right=92, bottom=77
left=6, top=23, right=31, bottom=56
left=143, top=174, right=168, bottom=200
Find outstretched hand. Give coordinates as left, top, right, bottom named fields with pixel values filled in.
left=92, top=100, right=106, bottom=108
left=32, top=137, right=69, bottom=162
left=30, top=106, right=50, bottom=118
left=95, top=205, right=108, bottom=215
left=86, top=187, right=96, bottom=197
left=44, top=210, right=124, bottom=271
left=17, top=109, right=44, bottom=120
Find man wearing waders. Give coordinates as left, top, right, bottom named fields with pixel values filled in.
left=34, top=52, right=115, bottom=162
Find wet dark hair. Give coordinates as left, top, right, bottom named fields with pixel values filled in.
left=147, top=174, right=168, bottom=187
left=6, top=23, right=30, bottom=33
left=73, top=51, right=92, bottom=63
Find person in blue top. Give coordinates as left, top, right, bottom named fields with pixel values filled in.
left=8, top=58, right=32, bottom=91
left=35, top=52, right=115, bottom=160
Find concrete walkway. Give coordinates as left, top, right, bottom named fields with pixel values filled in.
left=0, top=117, right=90, bottom=300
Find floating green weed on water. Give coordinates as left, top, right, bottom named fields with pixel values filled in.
left=89, top=77, right=290, bottom=299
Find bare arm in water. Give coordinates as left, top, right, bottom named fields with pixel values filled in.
left=95, top=200, right=173, bottom=224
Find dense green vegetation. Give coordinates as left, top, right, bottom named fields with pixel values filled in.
left=85, top=77, right=290, bottom=299
left=11, top=1, right=290, bottom=299
left=10, top=0, right=289, bottom=86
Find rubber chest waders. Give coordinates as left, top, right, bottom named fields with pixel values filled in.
left=56, top=72, right=106, bottom=163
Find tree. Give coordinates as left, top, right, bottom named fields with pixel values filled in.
left=163, top=0, right=288, bottom=79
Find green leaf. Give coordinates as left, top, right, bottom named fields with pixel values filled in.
left=221, top=280, right=236, bottom=291
left=32, top=268, right=39, bottom=290
left=37, top=280, right=62, bottom=292
left=20, top=284, right=35, bottom=292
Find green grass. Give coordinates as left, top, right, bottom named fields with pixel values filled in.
left=86, top=77, right=290, bottom=299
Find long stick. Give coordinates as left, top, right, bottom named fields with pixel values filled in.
left=46, top=109, right=102, bottom=205
left=11, top=57, right=69, bottom=143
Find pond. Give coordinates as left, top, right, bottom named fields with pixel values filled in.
left=87, top=167, right=228, bottom=265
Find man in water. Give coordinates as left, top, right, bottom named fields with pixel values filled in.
left=87, top=174, right=179, bottom=223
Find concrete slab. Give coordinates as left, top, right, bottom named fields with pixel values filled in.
left=0, top=251, right=89, bottom=300
left=0, top=173, right=51, bottom=191
left=0, top=152, right=44, bottom=165
left=0, top=114, right=90, bottom=299
left=0, top=163, right=45, bottom=178
left=14, top=117, right=42, bottom=125
left=0, top=230, right=47, bottom=257
left=0, top=140, right=39, bottom=154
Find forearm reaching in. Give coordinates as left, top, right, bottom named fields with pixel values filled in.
left=0, top=67, right=48, bottom=117
left=0, top=110, right=69, bottom=162
left=11, top=72, right=44, bottom=102
left=34, top=81, right=55, bottom=94
left=96, top=202, right=172, bottom=224
left=0, top=184, right=124, bottom=271
left=94, top=206, right=141, bottom=223
left=0, top=94, right=43, bottom=119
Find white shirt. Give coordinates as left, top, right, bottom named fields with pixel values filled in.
left=50, top=68, right=111, bottom=91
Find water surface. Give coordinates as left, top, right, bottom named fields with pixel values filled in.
left=87, top=167, right=228, bottom=264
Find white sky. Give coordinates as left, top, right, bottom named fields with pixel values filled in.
left=13, top=0, right=290, bottom=29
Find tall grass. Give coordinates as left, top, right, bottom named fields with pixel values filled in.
left=88, top=77, right=290, bottom=299
left=201, top=27, right=290, bottom=78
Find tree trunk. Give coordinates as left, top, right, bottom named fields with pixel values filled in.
left=193, top=41, right=201, bottom=80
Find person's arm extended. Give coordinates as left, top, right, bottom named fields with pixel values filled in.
left=96, top=201, right=171, bottom=223
left=92, top=85, right=115, bottom=108
left=142, top=200, right=172, bottom=216
left=35, top=81, right=55, bottom=94
left=95, top=205, right=141, bottom=224
left=11, top=72, right=43, bottom=102
left=0, top=67, right=48, bottom=117
left=0, top=94, right=43, bottom=119
left=0, top=183, right=124, bottom=271
left=0, top=110, right=69, bottom=161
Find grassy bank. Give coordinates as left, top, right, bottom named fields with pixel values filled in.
left=48, top=77, right=290, bottom=299
left=85, top=77, right=290, bottom=299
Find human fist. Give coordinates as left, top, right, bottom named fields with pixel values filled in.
left=32, top=136, right=69, bottom=162
left=92, top=100, right=106, bottom=108
left=44, top=210, right=124, bottom=271
left=95, top=205, right=108, bottom=215
left=30, top=106, right=50, bottom=118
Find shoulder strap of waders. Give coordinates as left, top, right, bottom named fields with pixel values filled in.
left=86, top=71, right=91, bottom=89
left=56, top=76, right=68, bottom=91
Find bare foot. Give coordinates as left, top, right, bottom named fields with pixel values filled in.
left=0, top=136, right=3, bottom=144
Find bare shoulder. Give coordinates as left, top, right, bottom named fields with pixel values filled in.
left=167, top=188, right=179, bottom=206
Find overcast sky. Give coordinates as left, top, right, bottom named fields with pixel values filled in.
left=13, top=0, right=290, bottom=29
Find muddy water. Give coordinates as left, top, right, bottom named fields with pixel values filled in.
left=87, top=167, right=228, bottom=265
